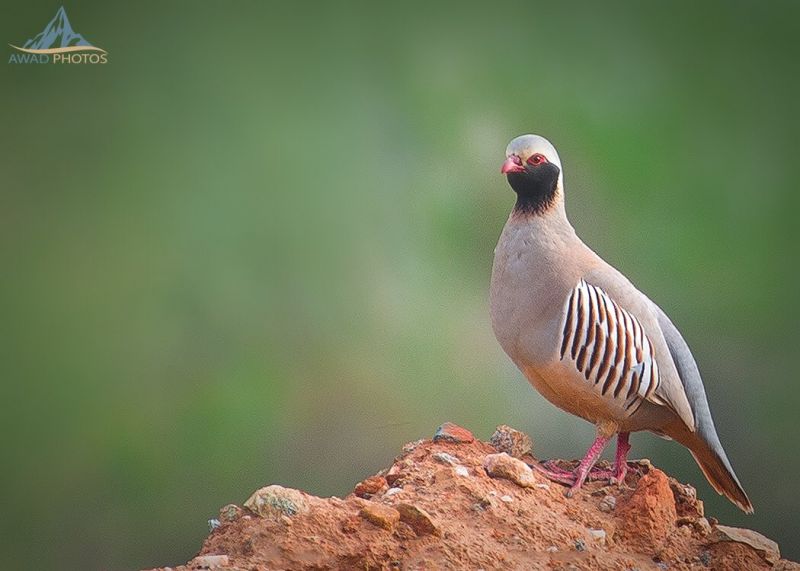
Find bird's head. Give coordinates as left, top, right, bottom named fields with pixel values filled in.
left=501, top=134, right=563, bottom=214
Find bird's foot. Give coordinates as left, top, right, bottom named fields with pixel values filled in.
left=532, top=461, right=577, bottom=485
left=533, top=460, right=635, bottom=490
left=533, top=460, right=619, bottom=486
left=537, top=433, right=631, bottom=498
left=586, top=462, right=629, bottom=485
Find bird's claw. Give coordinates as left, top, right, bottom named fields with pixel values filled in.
left=534, top=460, right=632, bottom=488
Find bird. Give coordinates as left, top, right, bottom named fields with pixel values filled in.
left=489, top=134, right=753, bottom=513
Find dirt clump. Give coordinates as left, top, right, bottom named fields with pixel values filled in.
left=145, top=422, right=795, bottom=570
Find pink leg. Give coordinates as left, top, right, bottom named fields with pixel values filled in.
left=611, top=432, right=631, bottom=483
left=565, top=434, right=611, bottom=497
left=584, top=432, right=631, bottom=483
left=532, top=432, right=631, bottom=491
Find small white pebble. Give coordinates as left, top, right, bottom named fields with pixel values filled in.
left=588, top=528, right=607, bottom=543
left=599, top=495, right=617, bottom=512
left=454, top=466, right=469, bottom=477
left=535, top=483, right=550, bottom=489
left=385, top=487, right=403, bottom=497
left=547, top=546, right=558, bottom=553
left=402, top=439, right=424, bottom=453
left=500, top=495, right=513, bottom=503
left=433, top=452, right=461, bottom=466
left=192, top=554, right=229, bottom=569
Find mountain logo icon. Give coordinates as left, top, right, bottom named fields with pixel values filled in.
left=9, top=6, right=107, bottom=64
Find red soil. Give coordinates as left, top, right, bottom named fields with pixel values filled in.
left=145, top=423, right=797, bottom=571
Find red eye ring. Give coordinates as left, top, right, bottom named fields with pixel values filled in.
left=527, top=153, right=548, bottom=166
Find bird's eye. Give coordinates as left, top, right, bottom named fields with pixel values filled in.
left=527, top=153, right=547, bottom=166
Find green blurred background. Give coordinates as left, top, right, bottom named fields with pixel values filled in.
left=2, top=1, right=798, bottom=569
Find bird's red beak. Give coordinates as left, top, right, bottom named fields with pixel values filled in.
left=501, top=155, right=525, bottom=174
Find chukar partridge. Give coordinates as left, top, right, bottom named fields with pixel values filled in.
left=489, top=134, right=752, bottom=513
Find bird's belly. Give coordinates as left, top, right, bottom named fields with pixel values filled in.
left=520, top=360, right=631, bottom=426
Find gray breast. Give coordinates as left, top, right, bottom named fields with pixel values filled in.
left=490, top=221, right=570, bottom=367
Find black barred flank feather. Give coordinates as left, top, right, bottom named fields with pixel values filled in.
left=560, top=280, right=660, bottom=410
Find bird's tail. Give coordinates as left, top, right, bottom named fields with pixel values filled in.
left=666, top=420, right=753, bottom=514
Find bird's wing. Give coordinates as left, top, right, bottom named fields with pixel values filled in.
left=579, top=267, right=696, bottom=431
left=559, top=279, right=662, bottom=410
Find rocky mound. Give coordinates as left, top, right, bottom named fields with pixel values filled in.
left=146, top=423, right=797, bottom=571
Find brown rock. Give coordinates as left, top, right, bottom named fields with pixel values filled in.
left=359, top=503, right=401, bottom=531
left=669, top=477, right=704, bottom=518
left=709, top=540, right=775, bottom=570
left=677, top=515, right=712, bottom=536
left=615, top=468, right=676, bottom=553
left=712, top=525, right=781, bottom=564
left=433, top=422, right=475, bottom=444
left=489, top=425, right=533, bottom=458
left=218, top=504, right=242, bottom=522
left=385, top=463, right=408, bottom=487
left=483, top=452, right=536, bottom=488
left=354, top=475, right=387, bottom=498
left=243, top=485, right=307, bottom=519
left=396, top=503, right=441, bottom=537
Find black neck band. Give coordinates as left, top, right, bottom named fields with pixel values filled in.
left=506, top=162, right=560, bottom=215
